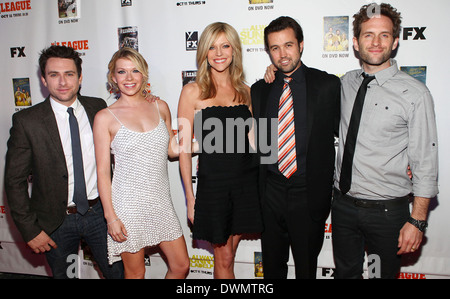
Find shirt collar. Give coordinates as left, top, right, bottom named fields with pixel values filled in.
left=275, top=62, right=306, bottom=83
left=50, top=97, right=80, bottom=115
left=360, top=59, right=399, bottom=86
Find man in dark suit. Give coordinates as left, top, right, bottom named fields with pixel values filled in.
left=251, top=16, right=340, bottom=278
left=5, top=45, right=123, bottom=278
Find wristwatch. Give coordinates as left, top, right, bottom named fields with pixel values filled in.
left=407, top=216, right=428, bottom=232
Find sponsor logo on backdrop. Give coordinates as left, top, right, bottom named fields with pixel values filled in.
left=190, top=254, right=214, bottom=276
left=248, top=0, right=274, bottom=11
left=397, top=272, right=427, bottom=279
left=403, top=27, right=426, bottom=40
left=51, top=40, right=89, bottom=56
left=176, top=1, right=206, bottom=7
left=10, top=46, right=26, bottom=58
left=318, top=264, right=429, bottom=279
left=0, top=205, right=6, bottom=222
left=186, top=31, right=198, bottom=51
left=324, top=222, right=332, bottom=240
left=319, top=268, right=335, bottom=278
left=51, top=40, right=89, bottom=50
left=0, top=0, right=31, bottom=19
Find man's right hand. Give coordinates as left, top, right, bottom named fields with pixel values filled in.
left=27, top=231, right=57, bottom=253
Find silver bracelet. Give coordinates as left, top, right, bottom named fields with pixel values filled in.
left=107, top=218, right=120, bottom=225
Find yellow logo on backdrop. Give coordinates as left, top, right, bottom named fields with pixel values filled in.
left=249, top=0, right=273, bottom=4
left=240, top=25, right=266, bottom=46
left=190, top=255, right=214, bottom=269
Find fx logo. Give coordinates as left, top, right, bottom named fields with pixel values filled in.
left=403, top=27, right=426, bottom=40
left=186, top=31, right=198, bottom=51
left=10, top=47, right=26, bottom=58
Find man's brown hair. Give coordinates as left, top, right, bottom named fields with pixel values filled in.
left=353, top=3, right=402, bottom=39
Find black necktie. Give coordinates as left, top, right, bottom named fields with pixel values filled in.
left=67, top=107, right=89, bottom=215
left=339, top=73, right=375, bottom=194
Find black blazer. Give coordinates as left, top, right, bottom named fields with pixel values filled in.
left=251, top=65, right=340, bottom=221
left=4, top=95, right=107, bottom=242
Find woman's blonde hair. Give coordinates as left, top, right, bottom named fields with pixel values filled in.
left=196, top=22, right=249, bottom=104
left=107, top=47, right=149, bottom=96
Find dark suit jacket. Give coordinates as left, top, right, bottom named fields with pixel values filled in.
left=251, top=65, right=340, bottom=221
left=4, top=95, right=107, bottom=243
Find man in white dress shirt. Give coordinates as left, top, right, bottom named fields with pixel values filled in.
left=5, top=45, right=123, bottom=278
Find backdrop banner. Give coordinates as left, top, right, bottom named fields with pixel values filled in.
left=1, top=0, right=448, bottom=279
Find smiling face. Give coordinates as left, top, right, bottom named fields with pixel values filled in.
left=112, top=57, right=144, bottom=97
left=267, top=27, right=303, bottom=76
left=353, top=15, right=399, bottom=73
left=41, top=57, right=82, bottom=106
left=207, top=32, right=234, bottom=73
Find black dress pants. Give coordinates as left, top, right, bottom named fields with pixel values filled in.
left=261, top=172, right=325, bottom=279
left=331, top=188, right=410, bottom=279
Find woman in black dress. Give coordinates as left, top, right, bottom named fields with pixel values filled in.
left=178, top=22, right=262, bottom=278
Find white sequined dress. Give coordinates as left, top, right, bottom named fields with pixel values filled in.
left=106, top=106, right=182, bottom=264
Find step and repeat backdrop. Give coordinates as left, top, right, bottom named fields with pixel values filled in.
left=1, top=0, right=449, bottom=279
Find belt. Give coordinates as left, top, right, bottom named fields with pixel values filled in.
left=66, top=197, right=100, bottom=215
left=334, top=188, right=409, bottom=210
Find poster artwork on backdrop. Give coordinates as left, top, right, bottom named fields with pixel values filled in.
left=57, top=0, right=80, bottom=24
left=400, top=66, right=427, bottom=84
left=118, top=26, right=139, bottom=51
left=12, top=78, right=32, bottom=112
left=121, top=0, right=132, bottom=7
left=323, top=16, right=349, bottom=52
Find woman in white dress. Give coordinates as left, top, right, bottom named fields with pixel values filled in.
left=93, top=47, right=189, bottom=279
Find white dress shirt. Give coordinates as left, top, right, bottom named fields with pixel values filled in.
left=50, top=98, right=98, bottom=207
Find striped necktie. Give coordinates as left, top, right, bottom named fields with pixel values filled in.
left=278, top=77, right=297, bottom=178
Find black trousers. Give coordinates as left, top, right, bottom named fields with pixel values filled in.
left=331, top=188, right=410, bottom=279
left=261, top=173, right=325, bottom=279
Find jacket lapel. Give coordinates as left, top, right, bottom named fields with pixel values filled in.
left=41, top=98, right=66, bottom=164
left=259, top=83, right=271, bottom=119
left=304, top=66, right=318, bottom=151
left=78, top=96, right=96, bottom=128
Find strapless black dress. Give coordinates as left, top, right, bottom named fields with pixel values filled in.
left=192, top=105, right=263, bottom=244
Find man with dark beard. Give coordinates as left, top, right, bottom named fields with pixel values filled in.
left=332, top=3, right=438, bottom=279
left=251, top=16, right=340, bottom=278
